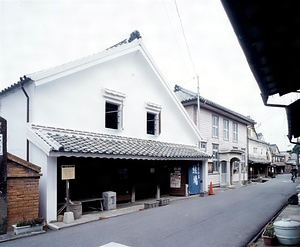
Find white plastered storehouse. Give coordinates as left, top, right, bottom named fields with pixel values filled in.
left=0, top=32, right=210, bottom=223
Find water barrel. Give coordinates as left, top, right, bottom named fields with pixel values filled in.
left=274, top=218, right=300, bottom=245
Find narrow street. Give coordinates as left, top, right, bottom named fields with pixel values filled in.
left=1, top=174, right=298, bottom=247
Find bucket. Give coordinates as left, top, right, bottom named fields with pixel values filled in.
left=69, top=201, right=82, bottom=220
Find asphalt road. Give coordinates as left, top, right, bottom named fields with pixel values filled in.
left=2, top=174, right=298, bottom=247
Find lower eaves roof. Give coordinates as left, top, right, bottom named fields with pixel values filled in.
left=248, top=158, right=271, bottom=165
left=28, top=124, right=210, bottom=160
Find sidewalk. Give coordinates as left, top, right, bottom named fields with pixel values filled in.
left=0, top=186, right=232, bottom=243
left=248, top=203, right=300, bottom=247
left=0, top=183, right=286, bottom=245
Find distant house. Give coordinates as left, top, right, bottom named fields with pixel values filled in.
left=0, top=32, right=209, bottom=223
left=285, top=153, right=298, bottom=171
left=247, top=125, right=271, bottom=179
left=174, top=85, right=255, bottom=188
left=269, top=144, right=286, bottom=174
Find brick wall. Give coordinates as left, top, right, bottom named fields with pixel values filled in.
left=6, top=153, right=41, bottom=231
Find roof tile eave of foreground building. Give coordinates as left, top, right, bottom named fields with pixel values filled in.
left=29, top=124, right=210, bottom=160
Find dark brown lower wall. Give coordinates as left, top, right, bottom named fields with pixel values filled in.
left=7, top=178, right=39, bottom=231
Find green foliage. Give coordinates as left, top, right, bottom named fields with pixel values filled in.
left=292, top=143, right=300, bottom=153
left=263, top=223, right=275, bottom=238
left=16, top=217, right=44, bottom=227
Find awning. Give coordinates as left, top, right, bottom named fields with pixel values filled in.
left=272, top=162, right=286, bottom=167
left=248, top=158, right=271, bottom=165
left=27, top=124, right=210, bottom=161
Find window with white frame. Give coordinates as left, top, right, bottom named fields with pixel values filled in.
left=103, top=88, right=125, bottom=130
left=105, top=102, right=121, bottom=129
left=211, top=144, right=219, bottom=173
left=146, top=102, right=161, bottom=136
left=233, top=122, right=238, bottom=142
left=212, top=115, right=219, bottom=138
left=241, top=152, right=246, bottom=172
left=223, top=119, right=229, bottom=140
left=200, top=142, right=207, bottom=152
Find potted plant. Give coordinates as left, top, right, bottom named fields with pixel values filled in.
left=12, top=217, right=45, bottom=235
left=262, top=223, right=276, bottom=246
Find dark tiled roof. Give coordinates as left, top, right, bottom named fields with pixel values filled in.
left=174, top=85, right=256, bottom=125
left=248, top=158, right=271, bottom=165
left=30, top=124, right=210, bottom=160
left=7, top=152, right=42, bottom=175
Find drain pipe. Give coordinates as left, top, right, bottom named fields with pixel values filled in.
left=20, top=76, right=30, bottom=161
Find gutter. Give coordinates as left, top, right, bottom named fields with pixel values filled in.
left=260, top=93, right=300, bottom=145
left=20, top=75, right=30, bottom=161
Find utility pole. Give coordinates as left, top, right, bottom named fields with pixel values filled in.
left=197, top=75, right=200, bottom=130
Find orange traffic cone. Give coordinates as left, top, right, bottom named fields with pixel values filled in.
left=208, top=181, right=214, bottom=195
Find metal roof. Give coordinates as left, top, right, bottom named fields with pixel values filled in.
left=28, top=124, right=210, bottom=160
left=174, top=85, right=255, bottom=125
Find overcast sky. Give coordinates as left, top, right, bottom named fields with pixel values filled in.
left=0, top=0, right=293, bottom=151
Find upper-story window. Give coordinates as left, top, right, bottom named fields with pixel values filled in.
left=212, top=115, right=219, bottom=138
left=223, top=119, right=229, bottom=140
left=103, top=88, right=125, bottom=130
left=146, top=102, right=161, bottom=136
left=200, top=142, right=207, bottom=152
left=211, top=144, right=219, bottom=173
left=105, top=102, right=121, bottom=129
left=233, top=122, right=238, bottom=142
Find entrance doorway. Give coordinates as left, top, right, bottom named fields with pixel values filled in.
left=188, top=163, right=201, bottom=194
left=220, top=161, right=227, bottom=186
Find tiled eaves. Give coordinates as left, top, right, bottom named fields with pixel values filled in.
left=30, top=124, right=210, bottom=160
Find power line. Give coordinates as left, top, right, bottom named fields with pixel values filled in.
left=174, top=0, right=198, bottom=76
left=161, top=0, right=191, bottom=77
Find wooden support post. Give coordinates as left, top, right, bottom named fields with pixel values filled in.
left=66, top=180, right=70, bottom=212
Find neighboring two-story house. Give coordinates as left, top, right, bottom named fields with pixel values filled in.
left=247, top=125, right=271, bottom=179
left=174, top=85, right=255, bottom=188
left=0, top=32, right=210, bottom=223
left=269, top=144, right=286, bottom=175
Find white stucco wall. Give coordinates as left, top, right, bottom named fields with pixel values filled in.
left=0, top=84, right=34, bottom=159
left=248, top=138, right=271, bottom=162
left=31, top=51, right=200, bottom=146
left=1, top=43, right=205, bottom=221
left=30, top=141, right=57, bottom=223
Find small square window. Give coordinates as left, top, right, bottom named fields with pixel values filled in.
left=145, top=102, right=161, bottom=136
left=147, top=112, right=160, bottom=135
left=105, top=102, right=120, bottom=129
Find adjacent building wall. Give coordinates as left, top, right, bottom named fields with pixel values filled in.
left=6, top=154, right=41, bottom=231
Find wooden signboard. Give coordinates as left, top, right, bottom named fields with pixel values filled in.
left=61, top=165, right=75, bottom=180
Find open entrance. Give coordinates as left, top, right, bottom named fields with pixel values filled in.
left=220, top=161, right=227, bottom=186
left=56, top=157, right=183, bottom=215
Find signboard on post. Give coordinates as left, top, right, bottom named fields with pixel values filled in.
left=61, top=165, right=75, bottom=180
left=61, top=165, right=75, bottom=213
